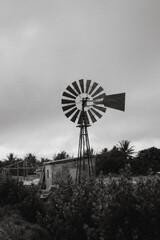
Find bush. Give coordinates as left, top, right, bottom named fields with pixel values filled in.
left=18, top=184, right=44, bottom=222
left=38, top=175, right=106, bottom=240
left=1, top=171, right=160, bottom=239
left=38, top=172, right=160, bottom=240
left=0, top=174, right=43, bottom=223
left=0, top=208, right=51, bottom=240
left=0, top=174, right=24, bottom=206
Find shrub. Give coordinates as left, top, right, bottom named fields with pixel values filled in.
left=0, top=174, right=24, bottom=206
left=39, top=175, right=106, bottom=240
left=18, top=184, right=44, bottom=222
left=1, top=171, right=160, bottom=239
left=0, top=209, right=51, bottom=240
left=39, top=172, right=160, bottom=240
left=0, top=174, right=43, bottom=223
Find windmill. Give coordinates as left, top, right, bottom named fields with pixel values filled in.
left=61, top=79, right=125, bottom=182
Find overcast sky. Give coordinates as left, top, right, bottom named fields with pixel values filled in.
left=0, top=0, right=160, bottom=160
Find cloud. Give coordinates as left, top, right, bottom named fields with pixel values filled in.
left=0, top=0, right=160, bottom=159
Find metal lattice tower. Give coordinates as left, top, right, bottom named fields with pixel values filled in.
left=76, top=97, right=94, bottom=182
left=61, top=79, right=125, bottom=182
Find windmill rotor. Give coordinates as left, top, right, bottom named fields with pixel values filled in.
left=61, top=79, right=107, bottom=125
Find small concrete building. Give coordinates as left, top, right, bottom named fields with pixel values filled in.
left=40, top=157, right=96, bottom=190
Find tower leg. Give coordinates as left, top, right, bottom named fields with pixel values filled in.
left=76, top=124, right=94, bottom=183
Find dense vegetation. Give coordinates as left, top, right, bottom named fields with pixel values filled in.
left=96, top=142, right=160, bottom=176
left=1, top=141, right=160, bottom=239
left=1, top=169, right=160, bottom=239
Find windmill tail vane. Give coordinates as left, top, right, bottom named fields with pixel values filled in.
left=61, top=79, right=125, bottom=182
left=93, top=93, right=125, bottom=111
left=103, top=93, right=125, bottom=111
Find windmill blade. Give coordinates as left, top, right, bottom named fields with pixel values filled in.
left=62, top=99, right=75, bottom=104
left=63, top=91, right=76, bottom=99
left=93, top=93, right=106, bottom=101
left=103, top=93, right=125, bottom=111
left=93, top=105, right=106, bottom=113
left=78, top=112, right=82, bottom=125
left=79, top=79, right=84, bottom=93
left=72, top=81, right=81, bottom=94
left=90, top=108, right=102, bottom=118
left=62, top=104, right=76, bottom=112
left=92, top=86, right=104, bottom=97
left=84, top=111, right=90, bottom=125
left=89, top=82, right=98, bottom=95
left=65, top=107, right=77, bottom=118
left=88, top=109, right=97, bottom=123
left=77, top=112, right=84, bottom=125
left=78, top=111, right=90, bottom=125
left=71, top=109, right=80, bottom=122
left=86, top=80, right=91, bottom=93
left=66, top=85, right=78, bottom=97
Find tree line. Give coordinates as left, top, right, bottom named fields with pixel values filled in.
left=96, top=141, right=160, bottom=175
left=1, top=140, right=160, bottom=176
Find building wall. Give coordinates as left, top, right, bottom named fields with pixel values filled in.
left=44, top=158, right=95, bottom=190
left=45, top=165, right=53, bottom=189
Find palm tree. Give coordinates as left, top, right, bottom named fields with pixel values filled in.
left=117, top=140, right=134, bottom=159
left=5, top=153, right=17, bottom=164
left=24, top=153, right=38, bottom=166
